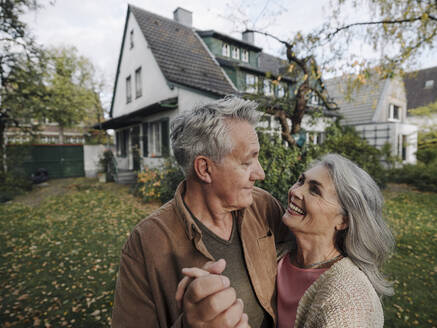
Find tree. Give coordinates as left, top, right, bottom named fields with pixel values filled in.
left=239, top=0, right=436, bottom=147
left=43, top=46, right=105, bottom=143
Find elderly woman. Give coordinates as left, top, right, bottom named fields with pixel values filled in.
left=277, top=153, right=394, bottom=328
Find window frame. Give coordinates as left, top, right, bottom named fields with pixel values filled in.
left=241, top=49, right=249, bottom=62
left=135, top=67, right=142, bottom=99
left=130, top=29, right=134, bottom=49
left=388, top=103, right=401, bottom=121
left=263, top=79, right=273, bottom=96
left=245, top=73, right=258, bottom=94
left=222, top=43, right=230, bottom=57
left=126, top=75, right=132, bottom=104
left=231, top=47, right=240, bottom=60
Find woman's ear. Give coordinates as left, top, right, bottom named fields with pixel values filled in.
left=193, top=156, right=212, bottom=183
left=336, top=215, right=349, bottom=231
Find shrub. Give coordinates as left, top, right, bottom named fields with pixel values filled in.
left=387, top=163, right=437, bottom=192
left=99, top=149, right=117, bottom=182
left=134, top=167, right=162, bottom=202
left=158, top=157, right=184, bottom=204
left=315, top=123, right=388, bottom=187
left=256, top=132, right=316, bottom=206
left=0, top=145, right=33, bottom=202
left=134, top=158, right=184, bottom=204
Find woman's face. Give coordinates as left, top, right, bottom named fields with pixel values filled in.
left=282, top=165, right=347, bottom=240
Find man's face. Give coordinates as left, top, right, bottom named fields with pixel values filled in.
left=209, top=120, right=265, bottom=211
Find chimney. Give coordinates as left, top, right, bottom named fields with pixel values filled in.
left=173, top=7, right=192, bottom=27
left=242, top=30, right=255, bottom=45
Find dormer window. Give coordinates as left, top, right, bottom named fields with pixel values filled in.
left=222, top=43, right=230, bottom=57
left=242, top=49, right=249, bottom=62
left=130, top=29, right=134, bottom=49
left=232, top=47, right=240, bottom=60
left=388, top=104, right=401, bottom=121
left=425, top=80, right=434, bottom=89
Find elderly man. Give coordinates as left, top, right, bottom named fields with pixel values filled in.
left=112, top=97, right=291, bottom=327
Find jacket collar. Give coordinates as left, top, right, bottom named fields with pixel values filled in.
left=173, top=180, right=245, bottom=241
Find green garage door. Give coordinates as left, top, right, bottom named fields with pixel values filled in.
left=20, top=145, right=84, bottom=179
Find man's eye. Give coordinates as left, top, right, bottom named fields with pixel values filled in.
left=297, top=176, right=304, bottom=185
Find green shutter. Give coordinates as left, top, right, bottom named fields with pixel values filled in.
left=161, top=118, right=169, bottom=157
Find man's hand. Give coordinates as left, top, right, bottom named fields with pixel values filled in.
left=176, top=259, right=250, bottom=328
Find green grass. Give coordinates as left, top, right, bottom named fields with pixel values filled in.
left=0, top=179, right=435, bottom=327
left=0, top=179, right=158, bottom=327
left=382, top=188, right=437, bottom=328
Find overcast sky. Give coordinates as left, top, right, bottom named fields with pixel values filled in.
left=22, top=0, right=437, bottom=109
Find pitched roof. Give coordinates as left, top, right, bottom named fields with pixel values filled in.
left=325, top=76, right=386, bottom=125
left=129, top=5, right=236, bottom=97
left=403, top=66, right=437, bottom=110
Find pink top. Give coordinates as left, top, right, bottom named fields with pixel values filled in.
left=277, top=253, right=329, bottom=328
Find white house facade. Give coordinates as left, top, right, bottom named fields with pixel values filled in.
left=327, top=76, right=418, bottom=164
left=100, top=5, right=336, bottom=172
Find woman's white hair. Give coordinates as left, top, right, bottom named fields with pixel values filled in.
left=170, top=96, right=260, bottom=177
left=312, top=153, right=394, bottom=297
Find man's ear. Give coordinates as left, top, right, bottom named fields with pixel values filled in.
left=193, top=156, right=212, bottom=183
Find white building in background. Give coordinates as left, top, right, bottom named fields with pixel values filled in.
left=326, top=75, right=418, bottom=164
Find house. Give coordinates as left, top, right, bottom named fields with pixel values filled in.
left=6, top=119, right=86, bottom=145
left=326, top=75, right=418, bottom=164
left=404, top=66, right=437, bottom=131
left=99, top=4, right=336, bottom=171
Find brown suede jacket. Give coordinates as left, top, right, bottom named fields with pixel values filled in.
left=112, top=181, right=291, bottom=328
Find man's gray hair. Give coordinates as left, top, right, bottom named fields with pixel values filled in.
left=171, top=97, right=260, bottom=177
left=312, top=153, right=394, bottom=297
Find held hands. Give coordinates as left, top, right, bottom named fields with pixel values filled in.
left=175, top=259, right=250, bottom=328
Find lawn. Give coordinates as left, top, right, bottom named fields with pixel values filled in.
left=0, top=179, right=436, bottom=327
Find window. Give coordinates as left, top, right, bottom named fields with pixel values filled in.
left=277, top=83, right=285, bottom=98
left=263, top=79, right=273, bottom=96
left=135, top=67, right=142, bottom=98
left=401, top=135, right=407, bottom=161
left=242, top=49, right=249, bottom=62
left=310, top=93, right=319, bottom=105
left=388, top=104, right=400, bottom=121
left=116, top=130, right=128, bottom=157
left=130, top=29, right=134, bottom=49
left=126, top=75, right=132, bottom=103
left=142, top=119, right=169, bottom=157
left=231, top=47, right=240, bottom=60
left=245, top=74, right=258, bottom=93
left=149, top=122, right=161, bottom=157
left=222, top=43, right=230, bottom=57
left=424, top=80, right=434, bottom=89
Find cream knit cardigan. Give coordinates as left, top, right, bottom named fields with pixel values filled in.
left=294, top=257, right=384, bottom=328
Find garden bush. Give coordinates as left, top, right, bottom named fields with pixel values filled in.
left=387, top=163, right=437, bottom=192
left=134, top=158, right=184, bottom=204
left=314, top=123, right=389, bottom=187
left=0, top=145, right=33, bottom=202
left=256, top=132, right=315, bottom=206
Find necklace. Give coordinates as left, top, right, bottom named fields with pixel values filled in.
left=294, top=254, right=343, bottom=269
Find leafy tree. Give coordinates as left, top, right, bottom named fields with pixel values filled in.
left=43, top=46, right=105, bottom=143
left=0, top=0, right=45, bottom=172
left=238, top=1, right=436, bottom=147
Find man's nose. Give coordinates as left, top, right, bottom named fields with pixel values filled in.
left=252, top=159, right=265, bottom=181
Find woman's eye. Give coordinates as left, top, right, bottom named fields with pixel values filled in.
left=297, top=176, right=304, bottom=185
left=310, top=186, right=320, bottom=195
